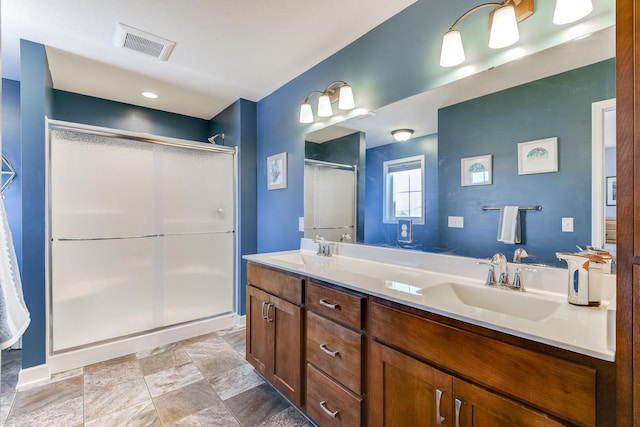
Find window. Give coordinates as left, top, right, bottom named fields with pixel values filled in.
left=383, top=155, right=424, bottom=224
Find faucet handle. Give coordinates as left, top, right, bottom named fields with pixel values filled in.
left=476, top=260, right=496, bottom=285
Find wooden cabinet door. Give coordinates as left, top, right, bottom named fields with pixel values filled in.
left=246, top=285, right=273, bottom=377
left=369, top=342, right=453, bottom=427
left=452, top=378, right=565, bottom=427
left=271, top=294, right=303, bottom=406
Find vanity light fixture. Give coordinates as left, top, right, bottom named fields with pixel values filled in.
left=299, top=81, right=355, bottom=123
left=440, top=0, right=533, bottom=68
left=553, top=0, right=593, bottom=25
left=392, top=129, right=414, bottom=142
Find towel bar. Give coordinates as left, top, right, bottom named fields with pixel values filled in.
left=481, top=205, right=542, bottom=211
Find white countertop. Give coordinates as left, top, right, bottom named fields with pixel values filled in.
left=244, top=240, right=615, bottom=362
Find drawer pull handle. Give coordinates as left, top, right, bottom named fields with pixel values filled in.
left=455, top=398, right=464, bottom=427
left=261, top=301, right=268, bottom=320
left=319, top=299, right=339, bottom=310
left=435, top=388, right=445, bottom=425
left=319, top=400, right=339, bottom=418
left=319, top=343, right=339, bottom=357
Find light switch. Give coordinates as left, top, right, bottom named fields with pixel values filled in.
left=562, top=217, right=574, bottom=233
left=299, top=217, right=304, bottom=232
left=448, top=216, right=464, bottom=228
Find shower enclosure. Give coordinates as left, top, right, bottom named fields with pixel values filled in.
left=304, top=159, right=357, bottom=242
left=47, top=121, right=236, bottom=355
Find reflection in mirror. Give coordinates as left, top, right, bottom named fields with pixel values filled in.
left=305, top=26, right=615, bottom=266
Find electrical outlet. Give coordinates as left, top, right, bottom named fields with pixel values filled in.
left=448, top=216, right=464, bottom=228
left=562, top=217, right=574, bottom=233
left=298, top=217, right=304, bottom=232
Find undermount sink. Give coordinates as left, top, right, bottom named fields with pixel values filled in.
left=268, top=252, right=331, bottom=267
left=419, top=282, right=562, bottom=321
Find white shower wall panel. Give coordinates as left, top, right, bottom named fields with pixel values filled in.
left=50, top=132, right=156, bottom=240
left=158, top=144, right=235, bottom=234
left=161, top=233, right=234, bottom=326
left=51, top=238, right=156, bottom=352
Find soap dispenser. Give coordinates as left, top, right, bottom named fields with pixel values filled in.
left=556, top=252, right=606, bottom=306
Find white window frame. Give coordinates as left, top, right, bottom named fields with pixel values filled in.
left=383, top=155, right=425, bottom=225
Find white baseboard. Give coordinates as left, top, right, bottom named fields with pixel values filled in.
left=18, top=313, right=238, bottom=389
left=236, top=314, right=246, bottom=327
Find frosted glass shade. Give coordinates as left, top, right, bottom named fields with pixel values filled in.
left=489, top=5, right=519, bottom=49
left=317, top=93, right=333, bottom=117
left=299, top=102, right=314, bottom=123
left=392, top=129, right=414, bottom=142
left=440, top=30, right=465, bottom=67
left=553, top=0, right=593, bottom=25
left=338, top=84, right=355, bottom=110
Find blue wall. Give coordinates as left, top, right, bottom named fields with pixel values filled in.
left=20, top=40, right=54, bottom=368
left=54, top=90, right=210, bottom=141
left=2, top=79, right=23, bottom=272
left=364, top=134, right=439, bottom=251
left=209, top=99, right=258, bottom=315
left=438, top=59, right=615, bottom=265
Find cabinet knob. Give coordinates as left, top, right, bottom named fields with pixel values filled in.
left=319, top=299, right=340, bottom=310
left=319, top=400, right=340, bottom=418
left=319, top=343, right=340, bottom=358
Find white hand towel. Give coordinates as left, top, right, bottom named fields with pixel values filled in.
left=0, top=198, right=30, bottom=350
left=497, top=206, right=521, bottom=244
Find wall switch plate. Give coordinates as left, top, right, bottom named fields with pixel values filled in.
left=448, top=216, right=464, bottom=228
left=562, top=217, right=574, bottom=233
left=298, top=217, right=304, bottom=232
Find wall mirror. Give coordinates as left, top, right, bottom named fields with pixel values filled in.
left=305, top=24, right=615, bottom=267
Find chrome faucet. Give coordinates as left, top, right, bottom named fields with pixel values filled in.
left=314, top=235, right=332, bottom=257
left=491, top=253, right=508, bottom=285
left=513, top=248, right=528, bottom=263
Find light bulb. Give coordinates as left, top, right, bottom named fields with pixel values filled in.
left=553, top=0, right=593, bottom=25
left=440, top=30, right=465, bottom=67
left=299, top=102, right=314, bottom=123
left=338, top=84, right=355, bottom=110
left=489, top=5, right=519, bottom=49
left=317, top=93, right=333, bottom=117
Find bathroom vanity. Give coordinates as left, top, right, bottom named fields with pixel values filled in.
left=244, top=240, right=616, bottom=426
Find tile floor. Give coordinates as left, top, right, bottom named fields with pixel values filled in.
left=0, top=327, right=314, bottom=426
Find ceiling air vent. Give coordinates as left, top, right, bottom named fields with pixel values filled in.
left=114, top=23, right=175, bottom=61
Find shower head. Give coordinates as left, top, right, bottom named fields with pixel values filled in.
left=208, top=133, right=225, bottom=144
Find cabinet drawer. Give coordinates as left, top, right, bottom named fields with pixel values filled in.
left=307, top=311, right=363, bottom=394
left=247, top=262, right=303, bottom=305
left=306, top=281, right=363, bottom=329
left=307, top=363, right=362, bottom=427
left=371, top=302, right=597, bottom=427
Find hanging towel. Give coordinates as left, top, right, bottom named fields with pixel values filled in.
left=497, top=206, right=521, bottom=244
left=0, top=198, right=30, bottom=350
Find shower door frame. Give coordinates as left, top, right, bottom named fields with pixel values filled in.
left=44, top=118, right=239, bottom=358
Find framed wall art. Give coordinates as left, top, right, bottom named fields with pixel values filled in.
left=606, top=176, right=616, bottom=206
left=517, top=137, right=558, bottom=175
left=461, top=154, right=492, bottom=186
left=267, top=152, right=287, bottom=190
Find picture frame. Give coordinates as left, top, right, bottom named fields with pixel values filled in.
left=517, top=137, right=558, bottom=175
left=461, top=155, right=492, bottom=186
left=606, top=176, right=616, bottom=206
left=267, top=152, right=288, bottom=190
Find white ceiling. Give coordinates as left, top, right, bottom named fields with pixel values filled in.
left=1, top=0, right=415, bottom=119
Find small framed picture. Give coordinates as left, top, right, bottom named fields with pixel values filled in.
left=461, top=155, right=492, bottom=186
left=518, top=137, right=558, bottom=175
left=267, top=152, right=288, bottom=190
left=606, top=176, right=616, bottom=206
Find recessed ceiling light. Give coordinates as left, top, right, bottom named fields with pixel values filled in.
left=141, top=91, right=158, bottom=99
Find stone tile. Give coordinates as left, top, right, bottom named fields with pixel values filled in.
left=84, top=356, right=143, bottom=389
left=8, top=375, right=82, bottom=417
left=210, top=363, right=264, bottom=401
left=179, top=331, right=220, bottom=347
left=5, top=395, right=83, bottom=427
left=191, top=350, right=247, bottom=382
left=84, top=377, right=151, bottom=421
left=84, top=400, right=161, bottom=427
left=221, top=329, right=247, bottom=355
left=153, top=379, right=222, bottom=425
left=144, top=362, right=204, bottom=397
left=225, top=383, right=290, bottom=426
left=165, top=401, right=241, bottom=426
left=182, top=335, right=236, bottom=360
left=258, top=406, right=314, bottom=427
left=137, top=343, right=191, bottom=376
